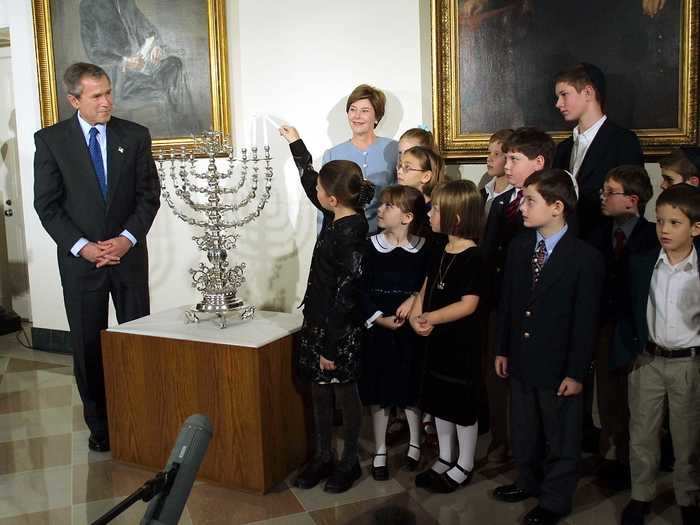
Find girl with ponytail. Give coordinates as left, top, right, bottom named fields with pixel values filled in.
left=279, top=125, right=374, bottom=494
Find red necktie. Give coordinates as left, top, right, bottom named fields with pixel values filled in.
left=613, top=228, right=626, bottom=259
left=505, top=190, right=522, bottom=221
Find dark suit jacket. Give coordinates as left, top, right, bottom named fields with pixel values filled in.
left=588, top=217, right=659, bottom=368
left=33, top=113, right=160, bottom=292
left=554, top=120, right=643, bottom=240
left=481, top=187, right=524, bottom=309
left=497, top=229, right=604, bottom=389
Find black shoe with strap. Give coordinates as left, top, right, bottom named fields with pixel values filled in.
left=88, top=433, right=110, bottom=452
left=415, top=458, right=452, bottom=489
left=402, top=443, right=421, bottom=472
left=371, top=453, right=389, bottom=481
left=429, top=464, right=473, bottom=493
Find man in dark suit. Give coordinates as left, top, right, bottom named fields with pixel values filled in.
left=553, top=63, right=644, bottom=240
left=494, top=169, right=604, bottom=525
left=34, top=62, right=160, bottom=451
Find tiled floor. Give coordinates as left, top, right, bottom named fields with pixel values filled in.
left=0, top=330, right=683, bottom=524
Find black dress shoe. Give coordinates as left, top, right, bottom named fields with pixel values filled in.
left=371, top=453, right=389, bottom=481
left=324, top=462, right=362, bottom=493
left=680, top=505, right=699, bottom=525
left=293, top=458, right=334, bottom=489
left=493, top=483, right=533, bottom=503
left=415, top=458, right=451, bottom=489
left=88, top=434, right=110, bottom=452
left=621, top=499, right=650, bottom=525
left=428, top=464, right=473, bottom=493
left=402, top=443, right=421, bottom=472
left=523, top=505, right=565, bottom=525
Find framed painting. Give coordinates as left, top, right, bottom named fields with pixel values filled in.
left=32, top=0, right=230, bottom=152
left=432, top=0, right=699, bottom=160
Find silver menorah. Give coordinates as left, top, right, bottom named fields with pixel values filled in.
left=157, top=131, right=273, bottom=328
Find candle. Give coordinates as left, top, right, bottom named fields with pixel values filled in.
left=262, top=113, right=269, bottom=145
left=251, top=114, right=257, bottom=147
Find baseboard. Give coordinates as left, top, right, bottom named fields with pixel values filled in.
left=30, top=327, right=73, bottom=354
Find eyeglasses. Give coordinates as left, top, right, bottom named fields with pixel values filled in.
left=599, top=189, right=628, bottom=198
left=397, top=164, right=426, bottom=173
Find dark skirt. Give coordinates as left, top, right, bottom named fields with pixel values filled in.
left=296, top=319, right=364, bottom=384
left=359, top=324, right=425, bottom=408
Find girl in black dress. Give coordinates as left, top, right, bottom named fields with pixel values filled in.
left=409, top=180, right=486, bottom=493
left=360, top=185, right=429, bottom=481
left=280, top=125, right=375, bottom=494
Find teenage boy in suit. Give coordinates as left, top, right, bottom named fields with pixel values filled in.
left=494, top=169, right=604, bottom=525
left=553, top=63, right=643, bottom=240
left=34, top=62, right=160, bottom=452
left=553, top=63, right=643, bottom=451
left=588, top=165, right=658, bottom=488
left=481, top=128, right=555, bottom=462
left=620, top=184, right=700, bottom=525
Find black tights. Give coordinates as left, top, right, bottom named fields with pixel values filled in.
left=311, top=382, right=362, bottom=469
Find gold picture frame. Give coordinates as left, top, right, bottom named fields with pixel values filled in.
left=432, top=0, right=698, bottom=161
left=32, top=0, right=230, bottom=153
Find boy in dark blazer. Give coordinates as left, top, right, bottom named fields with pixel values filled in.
left=620, top=184, right=700, bottom=525
left=588, top=165, right=658, bottom=487
left=480, top=128, right=555, bottom=462
left=553, top=63, right=643, bottom=240
left=494, top=169, right=604, bottom=525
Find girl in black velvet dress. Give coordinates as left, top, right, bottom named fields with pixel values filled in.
left=410, top=180, right=486, bottom=494
left=280, top=125, right=374, bottom=494
left=359, top=185, right=429, bottom=481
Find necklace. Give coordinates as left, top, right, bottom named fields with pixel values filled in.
left=436, top=251, right=457, bottom=290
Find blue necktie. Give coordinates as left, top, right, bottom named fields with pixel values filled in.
left=89, top=127, right=107, bottom=199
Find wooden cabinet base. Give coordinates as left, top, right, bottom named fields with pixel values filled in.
left=101, top=330, right=309, bottom=493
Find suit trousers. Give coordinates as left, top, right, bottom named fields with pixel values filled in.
left=628, top=352, right=700, bottom=506
left=484, top=310, right=510, bottom=446
left=511, top=376, right=583, bottom=515
left=596, top=322, right=631, bottom=463
left=63, top=270, right=149, bottom=437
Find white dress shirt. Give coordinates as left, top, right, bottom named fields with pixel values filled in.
left=483, top=177, right=513, bottom=216
left=569, top=115, right=607, bottom=177
left=646, top=247, right=700, bottom=349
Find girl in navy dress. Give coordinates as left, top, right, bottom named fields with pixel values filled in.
left=360, top=185, right=430, bottom=481
left=280, top=125, right=375, bottom=494
left=410, top=180, right=486, bottom=493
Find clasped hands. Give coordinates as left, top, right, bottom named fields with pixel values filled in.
left=79, top=236, right=132, bottom=267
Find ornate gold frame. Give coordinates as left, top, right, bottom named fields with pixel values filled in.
left=432, top=0, right=699, bottom=161
left=32, top=0, right=230, bottom=152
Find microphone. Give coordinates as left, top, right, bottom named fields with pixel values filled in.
left=141, top=414, right=213, bottom=525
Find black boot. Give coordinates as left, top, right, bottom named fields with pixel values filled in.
left=324, top=462, right=362, bottom=493
left=293, top=457, right=335, bottom=489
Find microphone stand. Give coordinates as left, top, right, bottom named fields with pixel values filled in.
left=90, top=464, right=179, bottom=525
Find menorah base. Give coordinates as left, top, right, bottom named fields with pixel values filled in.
left=184, top=305, right=256, bottom=329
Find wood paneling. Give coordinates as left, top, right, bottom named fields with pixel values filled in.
left=101, top=332, right=309, bottom=493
